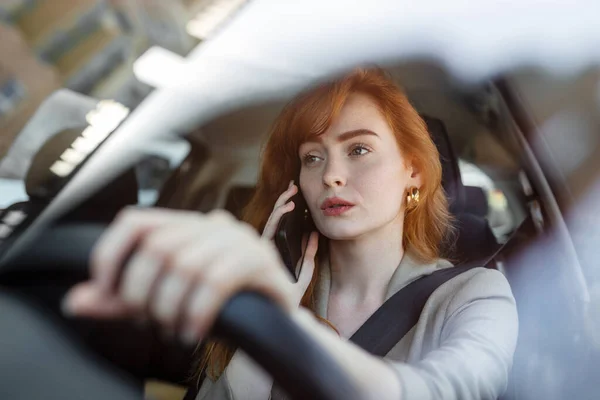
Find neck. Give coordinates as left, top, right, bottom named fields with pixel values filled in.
left=328, top=215, right=405, bottom=304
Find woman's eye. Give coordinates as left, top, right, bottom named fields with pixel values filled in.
left=303, top=154, right=320, bottom=165
left=350, top=145, right=370, bottom=157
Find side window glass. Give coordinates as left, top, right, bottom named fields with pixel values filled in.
left=458, top=159, right=518, bottom=241
left=459, top=159, right=524, bottom=242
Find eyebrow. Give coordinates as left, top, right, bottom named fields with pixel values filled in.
left=307, top=129, right=380, bottom=144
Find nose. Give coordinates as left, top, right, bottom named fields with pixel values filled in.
left=322, top=157, right=347, bottom=188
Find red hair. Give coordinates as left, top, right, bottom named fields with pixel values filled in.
left=197, top=67, right=453, bottom=381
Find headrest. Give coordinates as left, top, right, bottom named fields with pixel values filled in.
left=422, top=116, right=465, bottom=214
left=25, top=128, right=82, bottom=199
left=3, top=89, right=137, bottom=208
left=463, top=185, right=489, bottom=218
left=0, top=89, right=97, bottom=180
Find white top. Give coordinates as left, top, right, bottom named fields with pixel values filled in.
left=197, top=251, right=519, bottom=400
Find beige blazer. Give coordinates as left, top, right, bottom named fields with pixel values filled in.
left=197, top=250, right=518, bottom=400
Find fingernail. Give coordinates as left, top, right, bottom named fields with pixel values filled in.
left=289, top=180, right=294, bottom=188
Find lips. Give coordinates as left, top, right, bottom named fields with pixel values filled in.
left=321, top=197, right=354, bottom=209
left=321, top=197, right=355, bottom=216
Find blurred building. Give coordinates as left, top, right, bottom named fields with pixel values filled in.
left=110, top=0, right=247, bottom=54
left=111, top=0, right=201, bottom=55
left=0, top=0, right=149, bottom=159
left=2, top=0, right=152, bottom=101
left=0, top=23, right=60, bottom=160
left=0, top=0, right=243, bottom=161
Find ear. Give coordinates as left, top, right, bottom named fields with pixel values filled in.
left=407, top=162, right=423, bottom=188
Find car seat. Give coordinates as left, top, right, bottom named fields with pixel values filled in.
left=422, top=116, right=500, bottom=265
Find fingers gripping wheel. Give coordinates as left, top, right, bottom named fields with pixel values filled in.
left=1, top=223, right=359, bottom=400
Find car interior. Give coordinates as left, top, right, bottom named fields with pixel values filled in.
left=0, top=60, right=598, bottom=400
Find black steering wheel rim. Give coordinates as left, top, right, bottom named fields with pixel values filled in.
left=0, top=222, right=360, bottom=400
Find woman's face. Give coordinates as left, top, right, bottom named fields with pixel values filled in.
left=298, top=93, right=422, bottom=240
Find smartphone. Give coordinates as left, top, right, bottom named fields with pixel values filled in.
left=274, top=192, right=316, bottom=280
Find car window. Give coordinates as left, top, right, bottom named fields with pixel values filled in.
left=458, top=159, right=516, bottom=239
left=0, top=2, right=153, bottom=210
left=0, top=178, right=27, bottom=210
left=439, top=82, right=529, bottom=244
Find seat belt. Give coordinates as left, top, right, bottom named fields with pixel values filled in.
left=185, top=249, right=503, bottom=399
left=348, top=262, right=479, bottom=357
left=348, top=228, right=510, bottom=357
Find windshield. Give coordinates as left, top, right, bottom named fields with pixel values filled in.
left=1, top=2, right=600, bottom=400
left=0, top=2, right=190, bottom=210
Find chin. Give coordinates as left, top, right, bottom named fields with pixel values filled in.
left=316, top=221, right=365, bottom=241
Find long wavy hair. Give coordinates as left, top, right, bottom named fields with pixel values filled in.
left=196, top=67, right=453, bottom=382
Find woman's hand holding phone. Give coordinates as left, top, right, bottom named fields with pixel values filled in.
left=261, top=180, right=298, bottom=240
left=262, top=180, right=319, bottom=306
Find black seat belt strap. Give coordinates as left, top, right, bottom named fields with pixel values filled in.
left=186, top=249, right=504, bottom=398
left=349, top=263, right=479, bottom=357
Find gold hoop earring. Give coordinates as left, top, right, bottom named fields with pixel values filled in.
left=406, top=187, right=420, bottom=211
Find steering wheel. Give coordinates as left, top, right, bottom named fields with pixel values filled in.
left=0, top=223, right=360, bottom=400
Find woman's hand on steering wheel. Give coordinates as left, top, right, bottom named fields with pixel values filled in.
left=63, top=207, right=316, bottom=342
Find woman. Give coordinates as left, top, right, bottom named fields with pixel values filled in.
left=64, top=68, right=518, bottom=399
